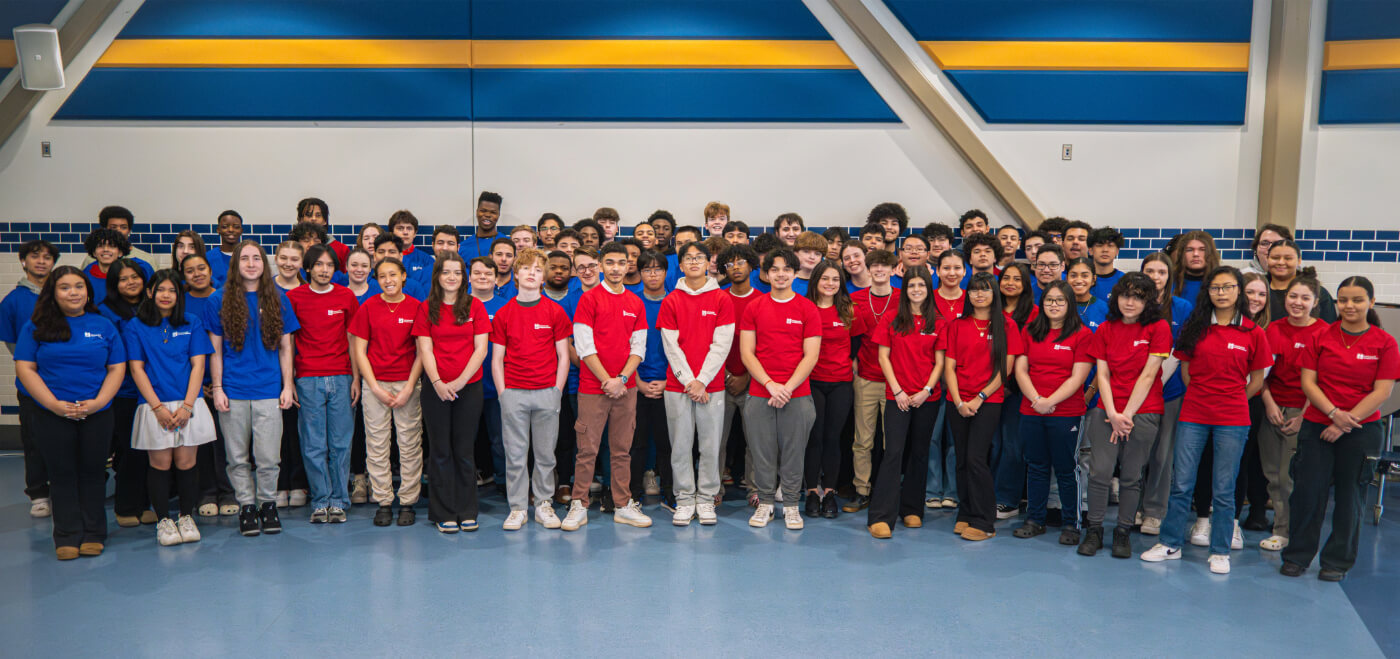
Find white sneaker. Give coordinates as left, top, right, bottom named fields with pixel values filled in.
left=535, top=503, right=561, bottom=529
left=1139, top=543, right=1182, bottom=562
left=1209, top=554, right=1231, bottom=574
left=783, top=506, right=804, bottom=530
left=156, top=518, right=183, bottom=546
left=29, top=497, right=51, bottom=518
left=288, top=489, right=308, bottom=507
left=561, top=500, right=588, bottom=531
left=1188, top=517, right=1210, bottom=546
left=697, top=502, right=718, bottom=525
left=503, top=510, right=527, bottom=531
left=1230, top=520, right=1243, bottom=550
left=749, top=503, right=774, bottom=528
left=925, top=497, right=943, bottom=509
left=275, top=490, right=290, bottom=508
left=673, top=504, right=695, bottom=526
left=1140, top=517, right=1162, bottom=535
left=349, top=474, right=369, bottom=504
left=1260, top=535, right=1289, bottom=551
left=614, top=500, right=653, bottom=528
left=643, top=470, right=661, bottom=496
left=176, top=515, right=201, bottom=543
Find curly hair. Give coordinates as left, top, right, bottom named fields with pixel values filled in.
left=221, top=240, right=283, bottom=351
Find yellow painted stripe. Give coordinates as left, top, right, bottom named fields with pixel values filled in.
left=472, top=39, right=852, bottom=69
left=96, top=39, right=473, bottom=68
left=922, top=40, right=1250, bottom=72
left=0, top=40, right=15, bottom=68
left=1324, top=38, right=1400, bottom=70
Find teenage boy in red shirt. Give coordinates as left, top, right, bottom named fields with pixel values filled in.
left=844, top=249, right=901, bottom=512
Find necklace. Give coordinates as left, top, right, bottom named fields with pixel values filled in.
left=868, top=291, right=892, bottom=317
left=383, top=295, right=405, bottom=314
left=1340, top=325, right=1368, bottom=350
left=973, top=318, right=991, bottom=337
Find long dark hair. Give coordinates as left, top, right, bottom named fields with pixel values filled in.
left=1170, top=230, right=1220, bottom=297
left=1140, top=252, right=1177, bottom=325
left=960, top=272, right=1007, bottom=385
left=805, top=259, right=854, bottom=327
left=1338, top=276, right=1382, bottom=328
left=891, top=265, right=937, bottom=335
left=103, top=258, right=147, bottom=321
left=1266, top=239, right=1318, bottom=280
left=136, top=270, right=188, bottom=328
left=428, top=252, right=474, bottom=325
left=1027, top=280, right=1083, bottom=343
left=31, top=266, right=98, bottom=343
left=1104, top=272, right=1162, bottom=326
left=999, top=262, right=1035, bottom=327
left=1177, top=266, right=1248, bottom=357
left=221, top=240, right=284, bottom=351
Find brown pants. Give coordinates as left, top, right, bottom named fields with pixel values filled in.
left=572, top=390, right=638, bottom=507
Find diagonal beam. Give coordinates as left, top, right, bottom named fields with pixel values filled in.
left=827, top=0, right=1044, bottom=229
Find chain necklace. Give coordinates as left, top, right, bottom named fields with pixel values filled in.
left=1340, top=324, right=1369, bottom=350
left=868, top=290, right=893, bottom=317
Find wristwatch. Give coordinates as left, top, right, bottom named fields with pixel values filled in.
left=921, top=386, right=933, bottom=396
left=977, top=391, right=988, bottom=401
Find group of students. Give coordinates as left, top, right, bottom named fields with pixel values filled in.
left=5, top=199, right=1394, bottom=582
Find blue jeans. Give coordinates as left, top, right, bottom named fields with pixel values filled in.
left=296, top=375, right=353, bottom=509
left=1021, top=414, right=1079, bottom=527
left=483, top=397, right=504, bottom=479
left=992, top=392, right=1025, bottom=507
left=925, top=410, right=957, bottom=501
left=1160, top=421, right=1249, bottom=555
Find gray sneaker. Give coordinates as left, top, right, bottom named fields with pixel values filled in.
left=310, top=508, right=329, bottom=523
left=327, top=507, right=347, bottom=524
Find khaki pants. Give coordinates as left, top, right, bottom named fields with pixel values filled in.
left=851, top=376, right=886, bottom=496
left=1257, top=406, right=1302, bottom=538
left=573, top=390, right=638, bottom=507
left=362, top=379, right=423, bottom=506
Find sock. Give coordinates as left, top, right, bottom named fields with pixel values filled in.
left=148, top=467, right=172, bottom=520
left=176, top=467, right=199, bottom=518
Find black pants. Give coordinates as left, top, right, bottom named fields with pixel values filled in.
left=198, top=396, right=235, bottom=504
left=31, top=406, right=114, bottom=548
left=277, top=406, right=307, bottom=491
left=805, top=380, right=853, bottom=492
left=421, top=378, right=483, bottom=524
left=948, top=399, right=1001, bottom=534
left=17, top=394, right=49, bottom=500
left=1283, top=420, right=1382, bottom=572
left=630, top=393, right=671, bottom=496
left=556, top=392, right=578, bottom=487
left=351, top=400, right=367, bottom=475
left=110, top=397, right=149, bottom=516
left=868, top=400, right=937, bottom=526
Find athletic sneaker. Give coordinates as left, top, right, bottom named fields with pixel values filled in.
left=996, top=504, right=1019, bottom=520
left=1188, top=517, right=1211, bottom=546
left=1139, top=543, right=1182, bottom=562
left=1230, top=520, right=1243, bottom=550
left=696, top=502, right=718, bottom=525
left=349, top=474, right=369, bottom=504
left=783, top=506, right=804, bottom=530
left=30, top=497, right=51, bottom=518
left=327, top=507, right=347, bottom=523
left=1140, top=517, right=1162, bottom=535
left=535, top=503, right=561, bottom=529
left=310, top=507, right=329, bottom=524
left=239, top=505, right=261, bottom=536
left=561, top=500, right=588, bottom=531
left=673, top=504, right=695, bottom=526
left=289, top=489, right=309, bottom=507
left=275, top=490, right=290, bottom=508
left=925, top=497, right=943, bottom=509
left=749, top=503, right=774, bottom=528
left=176, top=515, right=201, bottom=543
left=1209, top=554, right=1231, bottom=574
left=258, top=502, right=282, bottom=534
left=643, top=470, right=661, bottom=496
left=940, top=497, right=957, bottom=508
left=503, top=510, right=527, bottom=530
left=156, top=518, right=182, bottom=546
left=614, top=500, right=653, bottom=528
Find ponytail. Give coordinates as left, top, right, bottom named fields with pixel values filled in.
left=1338, top=276, right=1382, bottom=328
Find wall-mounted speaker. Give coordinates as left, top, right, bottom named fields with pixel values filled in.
left=13, top=24, right=64, bottom=91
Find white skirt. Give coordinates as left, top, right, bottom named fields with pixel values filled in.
left=131, top=400, right=217, bottom=451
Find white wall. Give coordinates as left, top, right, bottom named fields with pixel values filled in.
left=1306, top=126, right=1400, bottom=230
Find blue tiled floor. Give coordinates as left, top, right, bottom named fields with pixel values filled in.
left=0, top=453, right=1393, bottom=657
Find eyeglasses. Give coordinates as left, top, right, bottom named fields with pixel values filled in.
left=1208, top=284, right=1238, bottom=294
left=1034, top=262, right=1062, bottom=270
left=723, top=262, right=748, bottom=270
left=1042, top=298, right=1068, bottom=307
left=1258, top=240, right=1281, bottom=250
left=681, top=255, right=708, bottom=264
left=574, top=263, right=599, bottom=272
left=902, top=246, right=927, bottom=254
left=640, top=267, right=664, bottom=275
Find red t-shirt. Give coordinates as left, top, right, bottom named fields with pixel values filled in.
left=1175, top=319, right=1273, bottom=426
left=329, top=239, right=351, bottom=273
left=411, top=298, right=491, bottom=384
left=1087, top=319, right=1172, bottom=415
left=347, top=293, right=420, bottom=382
left=939, top=316, right=1024, bottom=404
left=934, top=289, right=965, bottom=321
left=739, top=293, right=822, bottom=398
left=1301, top=324, right=1400, bottom=425
left=872, top=315, right=944, bottom=401
left=810, top=305, right=865, bottom=383
left=574, top=285, right=647, bottom=394
left=1265, top=320, right=1330, bottom=409
left=724, top=288, right=760, bottom=377
left=851, top=287, right=902, bottom=382
left=287, top=284, right=359, bottom=377
left=488, top=297, right=572, bottom=390
left=1007, top=305, right=1039, bottom=328
left=1019, top=325, right=1094, bottom=417
left=657, top=287, right=735, bottom=393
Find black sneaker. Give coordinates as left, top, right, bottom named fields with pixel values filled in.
left=1013, top=521, right=1046, bottom=538
left=1318, top=568, right=1346, bottom=582
left=1111, top=526, right=1132, bottom=559
left=259, top=502, right=282, bottom=534
left=1279, top=562, right=1305, bottom=577
left=841, top=494, right=870, bottom=513
left=238, top=505, right=261, bottom=536
left=820, top=492, right=839, bottom=519
left=805, top=492, right=821, bottom=518
left=1077, top=525, right=1103, bottom=556
left=1046, top=507, right=1063, bottom=527
left=397, top=507, right=416, bottom=526
left=374, top=505, right=393, bottom=527
left=1241, top=513, right=1271, bottom=532
left=996, top=504, right=1019, bottom=520
left=1059, top=527, right=1081, bottom=545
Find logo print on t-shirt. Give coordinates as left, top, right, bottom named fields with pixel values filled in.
left=785, top=318, right=803, bottom=326
left=1133, top=339, right=1149, bottom=347
left=1357, top=353, right=1379, bottom=361
left=622, top=311, right=636, bottom=318
left=701, top=310, right=717, bottom=317
left=328, top=309, right=344, bottom=316
left=84, top=331, right=103, bottom=339
left=397, top=318, right=414, bottom=324
left=1053, top=344, right=1073, bottom=351
left=1226, top=342, right=1248, bottom=352
left=534, top=323, right=552, bottom=330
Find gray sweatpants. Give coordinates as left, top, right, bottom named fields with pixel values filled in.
left=500, top=387, right=560, bottom=511
left=219, top=398, right=283, bottom=506
left=1084, top=407, right=1160, bottom=529
left=742, top=395, right=815, bottom=506
left=665, top=390, right=726, bottom=506
left=1140, top=396, right=1183, bottom=519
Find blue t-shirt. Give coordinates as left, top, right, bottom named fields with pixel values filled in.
left=550, top=287, right=584, bottom=394
left=664, top=254, right=682, bottom=291
left=1091, top=269, right=1124, bottom=301
left=791, top=277, right=809, bottom=297
left=624, top=281, right=645, bottom=297
left=637, top=291, right=669, bottom=382
left=495, top=275, right=517, bottom=300
left=353, top=280, right=383, bottom=304
left=458, top=234, right=500, bottom=261
left=98, top=304, right=140, bottom=399
left=183, top=292, right=219, bottom=385
left=202, top=287, right=300, bottom=400
left=1162, top=295, right=1194, bottom=402
left=1179, top=275, right=1203, bottom=305
left=15, top=313, right=126, bottom=409
left=477, top=294, right=511, bottom=399
left=401, top=247, right=435, bottom=289
left=123, top=313, right=214, bottom=403
left=0, top=285, right=39, bottom=344
left=1076, top=297, right=1110, bottom=331
left=206, top=248, right=232, bottom=288
left=748, top=270, right=771, bottom=294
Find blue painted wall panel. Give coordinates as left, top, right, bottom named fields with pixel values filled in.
left=0, top=0, right=66, bottom=31
left=471, top=0, right=829, bottom=39
left=1325, top=0, right=1400, bottom=41
left=121, top=0, right=473, bottom=38
left=945, top=70, right=1247, bottom=124
left=887, top=0, right=1253, bottom=42
left=1319, top=69, right=1400, bottom=124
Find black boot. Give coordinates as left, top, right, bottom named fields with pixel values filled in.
left=1077, top=525, right=1103, bottom=556
left=1111, top=526, right=1132, bottom=559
